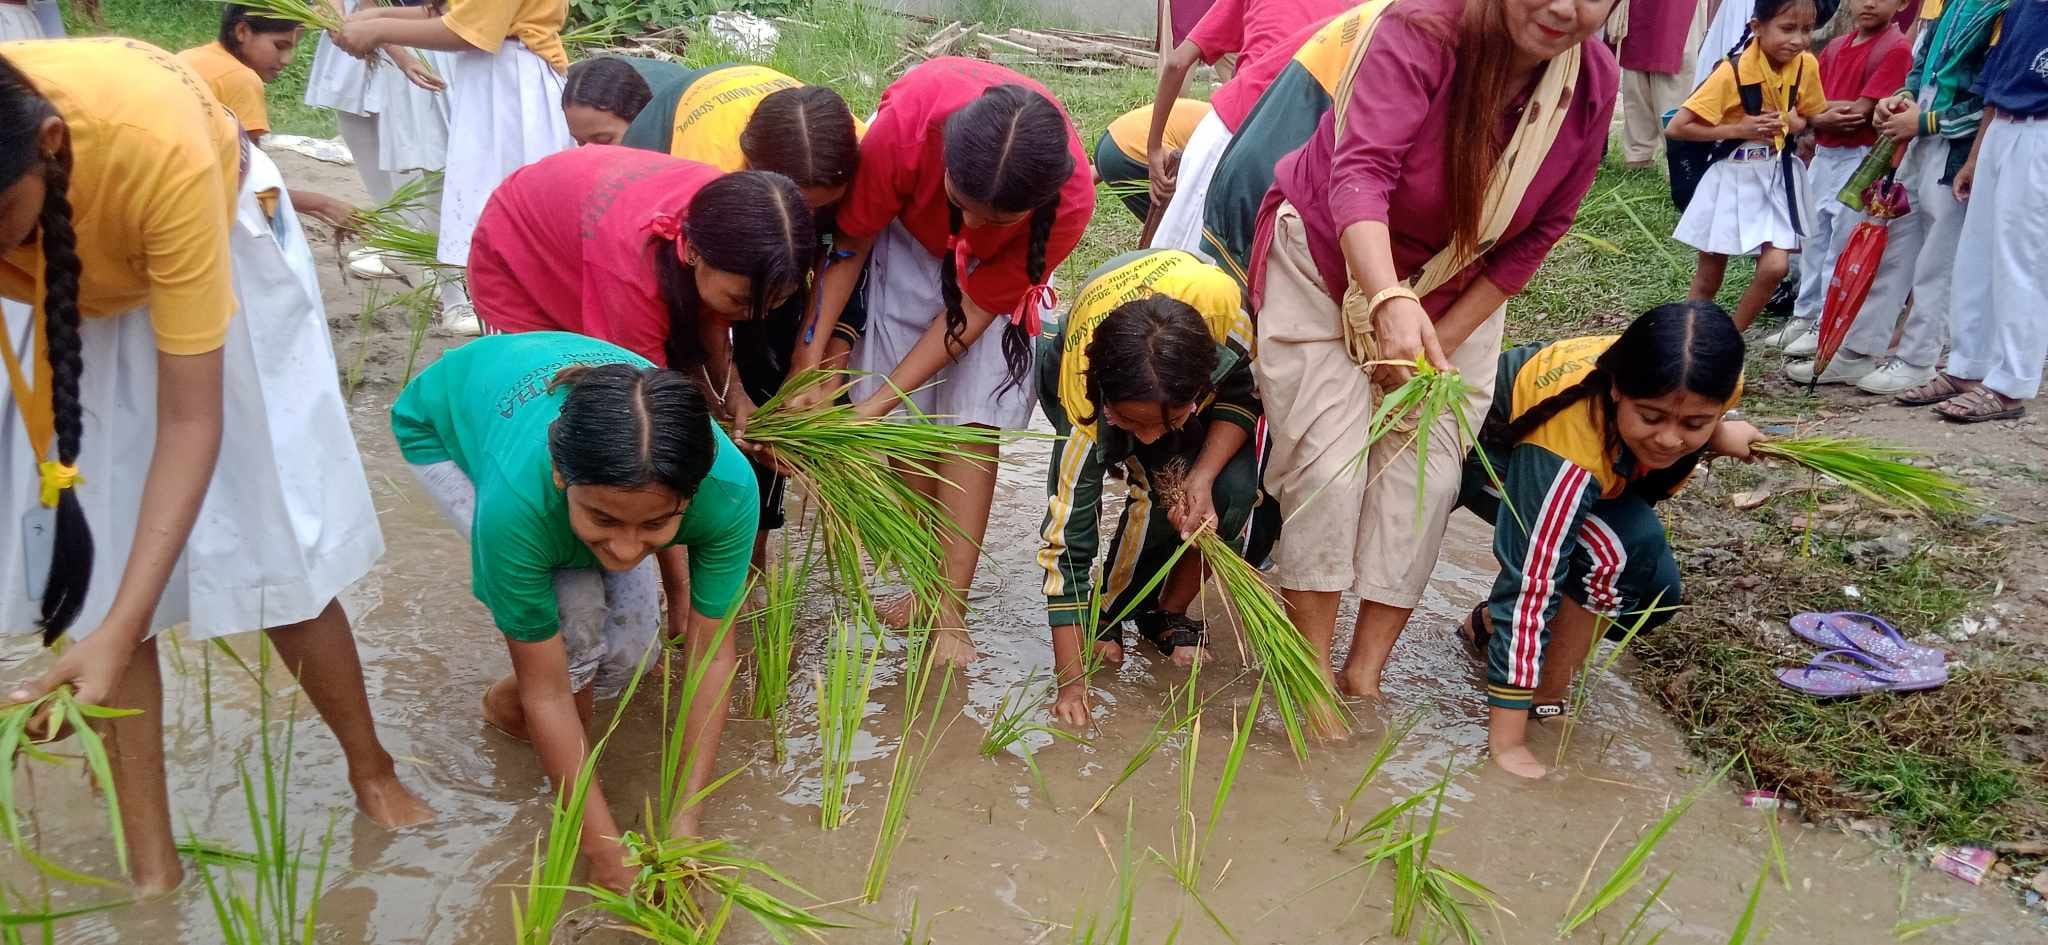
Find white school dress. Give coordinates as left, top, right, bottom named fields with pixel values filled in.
left=436, top=38, right=571, bottom=266
left=304, top=1, right=454, bottom=175
left=0, top=148, right=384, bottom=639
left=1673, top=141, right=1817, bottom=256
left=0, top=3, right=42, bottom=41
left=1148, top=108, right=1233, bottom=253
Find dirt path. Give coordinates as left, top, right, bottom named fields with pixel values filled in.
left=7, top=150, right=2044, bottom=943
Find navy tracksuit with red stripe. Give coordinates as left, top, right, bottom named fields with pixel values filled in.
left=1457, top=337, right=1687, bottom=711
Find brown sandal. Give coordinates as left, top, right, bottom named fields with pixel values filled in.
left=1894, top=373, right=1975, bottom=407
left=1934, top=387, right=2025, bottom=424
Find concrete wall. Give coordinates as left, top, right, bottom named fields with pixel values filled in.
left=872, top=0, right=1158, bottom=37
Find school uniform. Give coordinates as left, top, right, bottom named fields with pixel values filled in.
left=620, top=63, right=805, bottom=168
left=1458, top=337, right=1712, bottom=710
left=178, top=41, right=274, bottom=136
left=1198, top=7, right=1355, bottom=290
left=435, top=0, right=574, bottom=267
left=1618, top=0, right=1708, bottom=165
left=1149, top=0, right=1350, bottom=252
left=305, top=0, right=455, bottom=186
left=1254, top=0, right=1617, bottom=607
left=836, top=57, right=1094, bottom=430
left=0, top=0, right=42, bottom=41
left=1673, top=43, right=1827, bottom=255
left=1037, top=250, right=1270, bottom=635
left=391, top=333, right=759, bottom=696
left=1790, top=25, right=1914, bottom=332
left=1094, top=98, right=1212, bottom=220
left=1840, top=0, right=2008, bottom=370
left=1943, top=0, right=2048, bottom=401
left=0, top=39, right=383, bottom=639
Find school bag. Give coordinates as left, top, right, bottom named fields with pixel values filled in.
left=1664, top=46, right=1767, bottom=212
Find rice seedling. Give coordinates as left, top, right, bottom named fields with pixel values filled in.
left=352, top=175, right=453, bottom=275
left=1187, top=524, right=1348, bottom=758
left=1723, top=856, right=1770, bottom=945
left=749, top=551, right=809, bottom=756
left=652, top=592, right=749, bottom=839
left=863, top=634, right=957, bottom=902
left=605, top=830, right=845, bottom=943
left=561, top=6, right=641, bottom=51
left=191, top=670, right=340, bottom=945
left=1083, top=668, right=1211, bottom=819
left=1312, top=356, right=1517, bottom=531
left=1157, top=683, right=1262, bottom=942
left=1554, top=593, right=1673, bottom=767
left=817, top=615, right=883, bottom=830
left=1760, top=806, right=1791, bottom=893
left=1558, top=756, right=1736, bottom=936
left=1612, top=872, right=1675, bottom=945
left=207, top=0, right=343, bottom=32
left=1371, top=761, right=1506, bottom=945
left=978, top=676, right=1086, bottom=808
left=1333, top=711, right=1421, bottom=838
left=1068, top=804, right=1143, bottom=945
left=1752, top=436, right=1976, bottom=515
left=0, top=686, right=139, bottom=885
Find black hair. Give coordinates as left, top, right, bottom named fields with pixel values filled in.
left=652, top=170, right=815, bottom=369
left=1077, top=295, right=1219, bottom=429
left=1484, top=301, right=1745, bottom=489
left=0, top=54, right=92, bottom=646
left=740, top=85, right=861, bottom=193
left=546, top=364, right=716, bottom=501
left=1729, top=0, right=1819, bottom=58
left=218, top=4, right=299, bottom=51
left=562, top=58, right=653, bottom=121
left=940, top=84, right=1073, bottom=394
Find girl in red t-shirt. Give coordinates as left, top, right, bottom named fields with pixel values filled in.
left=788, top=57, right=1093, bottom=666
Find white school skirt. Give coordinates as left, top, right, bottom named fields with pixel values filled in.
left=1673, top=145, right=1816, bottom=256
left=1148, top=109, right=1233, bottom=254
left=0, top=149, right=385, bottom=640
left=304, top=2, right=373, bottom=115
left=437, top=40, right=571, bottom=266
left=0, top=5, right=43, bottom=41
left=848, top=220, right=1042, bottom=429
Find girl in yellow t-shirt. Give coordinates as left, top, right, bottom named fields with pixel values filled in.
left=0, top=39, right=429, bottom=893
left=1667, top=0, right=1827, bottom=331
left=332, top=0, right=573, bottom=272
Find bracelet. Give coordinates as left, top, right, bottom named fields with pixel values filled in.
left=1367, top=285, right=1421, bottom=319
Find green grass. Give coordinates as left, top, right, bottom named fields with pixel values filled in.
left=75, top=1, right=335, bottom=137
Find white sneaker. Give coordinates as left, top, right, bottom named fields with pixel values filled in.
left=346, top=247, right=399, bottom=280
left=1784, top=353, right=1876, bottom=386
left=1855, top=359, right=1936, bottom=395
left=1762, top=319, right=1813, bottom=349
left=1783, top=329, right=1821, bottom=358
left=440, top=301, right=481, bottom=336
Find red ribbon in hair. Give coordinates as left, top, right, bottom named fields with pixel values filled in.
left=945, top=234, right=972, bottom=277
left=1011, top=283, right=1057, bottom=338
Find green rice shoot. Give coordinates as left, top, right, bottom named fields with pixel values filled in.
left=864, top=635, right=957, bottom=902
left=207, top=0, right=342, bottom=32
left=817, top=615, right=883, bottom=830
left=1332, top=711, right=1420, bottom=839
left=1555, top=592, right=1673, bottom=767
left=1724, top=855, right=1770, bottom=945
left=1317, top=355, right=1519, bottom=532
left=1083, top=669, right=1210, bottom=820
left=750, top=550, right=809, bottom=759
left=352, top=174, right=452, bottom=276
left=605, top=830, right=845, bottom=942
left=1753, top=436, right=1977, bottom=515
left=0, top=887, right=129, bottom=945
left=653, top=597, right=747, bottom=839
left=0, top=685, right=141, bottom=886
left=1559, top=757, right=1736, bottom=935
left=978, top=676, right=1084, bottom=808
left=1189, top=526, right=1349, bottom=757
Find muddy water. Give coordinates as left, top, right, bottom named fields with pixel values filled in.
left=3, top=394, right=2036, bottom=945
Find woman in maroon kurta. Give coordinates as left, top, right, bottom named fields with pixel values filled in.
left=1250, top=0, right=1620, bottom=777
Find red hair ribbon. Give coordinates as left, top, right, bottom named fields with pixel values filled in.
left=644, top=212, right=683, bottom=242
left=1012, top=283, right=1057, bottom=338
left=945, top=234, right=972, bottom=276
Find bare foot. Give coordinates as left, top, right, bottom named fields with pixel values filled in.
left=1490, top=742, right=1549, bottom=779
left=929, top=627, right=978, bottom=667
left=876, top=593, right=916, bottom=631
left=1308, top=702, right=1352, bottom=741
left=132, top=861, right=185, bottom=898
left=1168, top=643, right=1209, bottom=669
left=351, top=769, right=434, bottom=828
left=1053, top=682, right=1090, bottom=727
left=1095, top=640, right=1125, bottom=667
left=481, top=679, right=530, bottom=742
left=1336, top=665, right=1384, bottom=700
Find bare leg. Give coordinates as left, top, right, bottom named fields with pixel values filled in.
left=1336, top=601, right=1416, bottom=700
left=102, top=637, right=181, bottom=894
left=1488, top=706, right=1546, bottom=779
left=1732, top=246, right=1791, bottom=330
left=265, top=600, right=433, bottom=828
left=482, top=675, right=594, bottom=740
left=1281, top=587, right=1348, bottom=737
left=900, top=436, right=1000, bottom=667
left=1532, top=599, right=1600, bottom=705
left=1689, top=252, right=1729, bottom=303
left=665, top=616, right=740, bottom=839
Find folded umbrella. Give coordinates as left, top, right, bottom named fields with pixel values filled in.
left=1810, top=151, right=1913, bottom=382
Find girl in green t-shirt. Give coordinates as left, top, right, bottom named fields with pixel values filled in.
left=391, top=332, right=759, bottom=889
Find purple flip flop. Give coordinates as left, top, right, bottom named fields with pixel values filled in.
left=1788, top=612, right=1946, bottom=669
left=1774, top=648, right=1949, bottom=697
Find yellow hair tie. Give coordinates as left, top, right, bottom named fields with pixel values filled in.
left=37, top=460, right=80, bottom=508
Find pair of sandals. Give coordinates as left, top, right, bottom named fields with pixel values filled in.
left=1772, top=612, right=1949, bottom=697
left=1459, top=606, right=1567, bottom=720
left=1896, top=374, right=2024, bottom=423
left=1127, top=609, right=1205, bottom=657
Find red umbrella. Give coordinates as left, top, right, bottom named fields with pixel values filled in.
left=1811, top=155, right=1913, bottom=382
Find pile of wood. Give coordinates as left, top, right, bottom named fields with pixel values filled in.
left=888, top=17, right=1158, bottom=73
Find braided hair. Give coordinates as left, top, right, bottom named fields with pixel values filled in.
left=1482, top=302, right=1745, bottom=491
left=0, top=54, right=92, bottom=645
left=940, top=84, right=1073, bottom=394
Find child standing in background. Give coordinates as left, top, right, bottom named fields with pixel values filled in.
left=1778, top=0, right=1913, bottom=387
left=333, top=0, right=572, bottom=274
left=1668, top=0, right=1826, bottom=330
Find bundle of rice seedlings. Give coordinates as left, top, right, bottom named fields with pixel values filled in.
left=0, top=686, right=139, bottom=885
left=351, top=175, right=452, bottom=275
left=1312, top=356, right=1516, bottom=531
left=817, top=616, right=882, bottom=830
left=561, top=7, right=640, bottom=51
left=653, top=601, right=747, bottom=839
left=738, top=370, right=1011, bottom=624
left=863, top=635, right=957, bottom=902
left=1752, top=435, right=1976, bottom=515
left=750, top=553, right=808, bottom=760
left=207, top=0, right=343, bottom=32
left=1189, top=525, right=1348, bottom=757
left=1558, top=757, right=1735, bottom=935
left=603, top=830, right=845, bottom=942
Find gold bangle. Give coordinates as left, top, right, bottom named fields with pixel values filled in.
left=1366, top=284, right=1421, bottom=319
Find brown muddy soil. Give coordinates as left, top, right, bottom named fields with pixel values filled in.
left=2, top=150, right=2043, bottom=944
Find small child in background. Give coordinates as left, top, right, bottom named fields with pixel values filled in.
left=1776, top=0, right=1913, bottom=386
left=1668, top=0, right=1827, bottom=330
